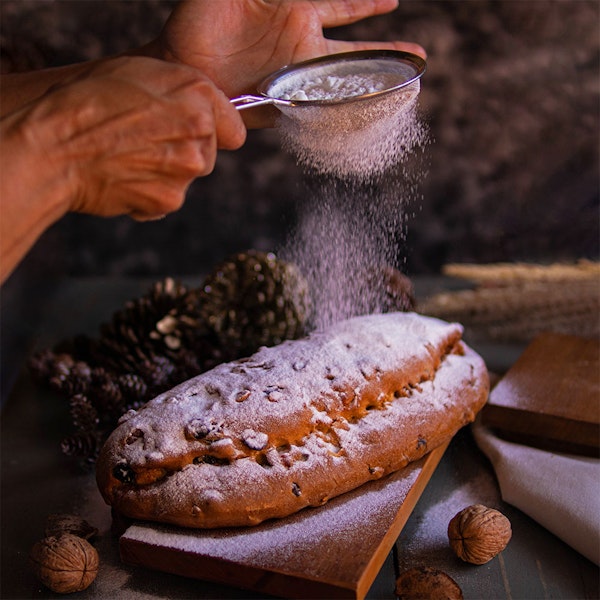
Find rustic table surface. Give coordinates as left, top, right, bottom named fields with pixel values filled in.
left=1, top=277, right=598, bottom=599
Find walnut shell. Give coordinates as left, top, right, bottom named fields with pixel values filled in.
left=395, top=566, right=463, bottom=600
left=448, top=504, right=512, bottom=564
left=30, top=533, right=99, bottom=594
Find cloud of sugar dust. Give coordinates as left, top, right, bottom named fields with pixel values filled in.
left=278, top=90, right=429, bottom=331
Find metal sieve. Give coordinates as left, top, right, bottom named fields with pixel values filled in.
left=230, top=49, right=426, bottom=115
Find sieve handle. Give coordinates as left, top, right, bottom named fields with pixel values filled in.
left=230, top=95, right=293, bottom=110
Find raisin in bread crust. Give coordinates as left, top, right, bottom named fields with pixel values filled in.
left=96, top=312, right=488, bottom=528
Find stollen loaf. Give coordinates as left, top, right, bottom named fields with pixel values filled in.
left=96, top=312, right=489, bottom=528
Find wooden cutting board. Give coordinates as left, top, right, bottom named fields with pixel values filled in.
left=119, top=441, right=449, bottom=600
left=482, top=332, right=600, bottom=456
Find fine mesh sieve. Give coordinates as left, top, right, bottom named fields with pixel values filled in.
left=230, top=49, right=426, bottom=121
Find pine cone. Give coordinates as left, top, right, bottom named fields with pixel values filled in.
left=28, top=254, right=313, bottom=468
left=50, top=359, right=93, bottom=397
left=92, top=277, right=208, bottom=373
left=69, top=394, right=99, bottom=432
left=29, top=349, right=60, bottom=383
left=60, top=431, right=102, bottom=464
left=117, top=373, right=148, bottom=410
left=199, top=250, right=311, bottom=359
left=372, top=265, right=416, bottom=313
left=87, top=367, right=125, bottom=426
left=29, top=350, right=93, bottom=396
left=135, top=355, right=177, bottom=396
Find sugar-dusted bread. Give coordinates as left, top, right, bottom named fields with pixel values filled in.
left=96, top=312, right=488, bottom=528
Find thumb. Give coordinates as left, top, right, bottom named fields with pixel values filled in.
left=213, top=88, right=247, bottom=150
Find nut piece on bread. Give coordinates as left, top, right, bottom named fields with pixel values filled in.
left=96, top=312, right=489, bottom=528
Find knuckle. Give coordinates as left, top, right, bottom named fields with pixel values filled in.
left=152, top=139, right=214, bottom=177
left=161, top=189, right=187, bottom=212
left=146, top=188, right=186, bottom=217
left=184, top=108, right=215, bottom=138
left=180, top=140, right=215, bottom=176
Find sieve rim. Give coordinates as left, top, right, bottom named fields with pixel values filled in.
left=256, top=49, right=426, bottom=107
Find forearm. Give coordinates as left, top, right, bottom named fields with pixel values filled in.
left=0, top=61, right=102, bottom=118
left=0, top=111, right=72, bottom=283
left=0, top=36, right=183, bottom=119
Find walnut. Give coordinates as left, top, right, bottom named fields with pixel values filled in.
left=448, top=504, right=512, bottom=564
left=395, top=567, right=463, bottom=600
left=30, top=533, right=99, bottom=594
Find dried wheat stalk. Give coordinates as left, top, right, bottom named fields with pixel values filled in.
left=419, top=262, right=600, bottom=342
left=442, top=259, right=600, bottom=284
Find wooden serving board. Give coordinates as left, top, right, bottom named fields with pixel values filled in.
left=119, top=441, right=449, bottom=600
left=482, top=332, right=600, bottom=456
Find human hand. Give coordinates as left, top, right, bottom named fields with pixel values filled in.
left=21, top=55, right=246, bottom=220
left=149, top=0, right=426, bottom=127
left=0, top=55, right=246, bottom=282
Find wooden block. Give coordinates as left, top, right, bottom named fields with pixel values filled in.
left=482, top=332, right=600, bottom=456
left=119, top=441, right=449, bottom=600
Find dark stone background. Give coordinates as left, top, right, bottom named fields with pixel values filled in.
left=1, top=0, right=598, bottom=280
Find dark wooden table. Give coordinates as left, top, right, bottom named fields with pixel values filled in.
left=1, top=277, right=598, bottom=599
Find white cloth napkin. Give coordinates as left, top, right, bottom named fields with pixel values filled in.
left=472, top=421, right=600, bottom=565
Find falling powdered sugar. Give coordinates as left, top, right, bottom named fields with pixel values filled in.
left=279, top=81, right=425, bottom=180
left=277, top=73, right=429, bottom=330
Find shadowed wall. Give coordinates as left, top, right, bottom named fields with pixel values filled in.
left=1, top=0, right=598, bottom=281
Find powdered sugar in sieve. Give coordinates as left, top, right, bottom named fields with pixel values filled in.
left=230, top=51, right=426, bottom=179
left=231, top=50, right=425, bottom=114
left=278, top=79, right=423, bottom=179
left=265, top=54, right=421, bottom=103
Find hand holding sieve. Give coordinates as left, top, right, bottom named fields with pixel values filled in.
left=230, top=49, right=426, bottom=114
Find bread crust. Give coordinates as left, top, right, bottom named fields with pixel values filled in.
left=96, top=312, right=488, bottom=528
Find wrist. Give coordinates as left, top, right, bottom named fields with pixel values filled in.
left=17, top=106, right=76, bottom=217
left=1, top=108, right=75, bottom=281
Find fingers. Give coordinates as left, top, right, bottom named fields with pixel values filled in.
left=310, top=1, right=426, bottom=60
left=313, top=0, right=399, bottom=28
left=162, top=70, right=246, bottom=152
left=82, top=56, right=247, bottom=150
left=120, top=175, right=196, bottom=221
left=74, top=110, right=219, bottom=219
left=144, top=58, right=247, bottom=151
left=52, top=56, right=248, bottom=220
left=213, top=92, right=248, bottom=150
left=324, top=39, right=427, bottom=60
